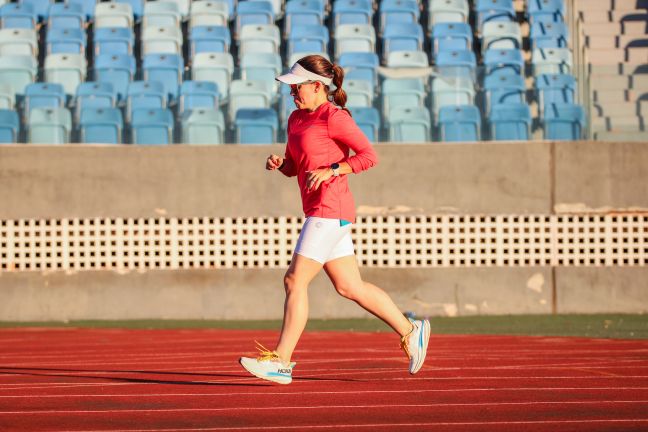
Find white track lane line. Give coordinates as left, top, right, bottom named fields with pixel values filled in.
left=53, top=419, right=648, bottom=432
left=1, top=386, right=647, bottom=398
left=2, top=375, right=648, bottom=391
left=0, top=400, right=647, bottom=415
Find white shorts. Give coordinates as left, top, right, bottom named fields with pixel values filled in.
left=294, top=217, right=355, bottom=264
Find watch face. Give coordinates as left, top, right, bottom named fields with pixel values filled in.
left=331, top=163, right=340, bottom=169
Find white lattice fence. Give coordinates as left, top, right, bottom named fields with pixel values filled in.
left=1, top=214, right=646, bottom=272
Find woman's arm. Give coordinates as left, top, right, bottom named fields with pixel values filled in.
left=328, top=109, right=378, bottom=174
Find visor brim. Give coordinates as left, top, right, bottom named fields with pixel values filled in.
left=275, top=73, right=311, bottom=85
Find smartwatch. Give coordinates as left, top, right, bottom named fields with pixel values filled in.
left=331, top=162, right=340, bottom=177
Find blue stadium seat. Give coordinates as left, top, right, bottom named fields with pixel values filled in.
left=44, top=53, right=87, bottom=96
left=431, top=22, right=472, bottom=56
left=288, top=25, right=329, bottom=60
left=28, top=107, right=72, bottom=144
left=22, top=0, right=53, bottom=20
left=483, top=48, right=524, bottom=78
left=339, top=52, right=379, bottom=88
left=428, top=0, right=468, bottom=29
left=75, top=82, right=117, bottom=120
left=388, top=106, right=431, bottom=143
left=190, top=26, right=231, bottom=56
left=46, top=27, right=86, bottom=54
left=352, top=107, right=380, bottom=141
left=386, top=50, right=429, bottom=68
left=0, top=55, right=38, bottom=96
left=345, top=79, right=374, bottom=108
left=483, top=73, right=526, bottom=114
left=489, top=103, right=531, bottom=141
left=180, top=81, right=220, bottom=112
left=279, top=84, right=297, bottom=131
left=240, top=52, right=282, bottom=91
left=94, top=27, right=135, bottom=55
left=334, top=24, right=376, bottom=60
left=116, top=0, right=144, bottom=20
left=189, top=0, right=230, bottom=28
left=126, top=81, right=167, bottom=121
left=532, top=48, right=572, bottom=76
left=0, top=28, right=38, bottom=57
left=431, top=75, right=475, bottom=118
left=379, top=0, right=420, bottom=35
left=181, top=108, right=225, bottom=144
left=382, top=78, right=426, bottom=120
left=382, top=23, right=424, bottom=58
left=142, top=25, right=183, bottom=56
left=527, top=0, right=564, bottom=24
left=95, top=2, right=134, bottom=29
left=94, top=54, right=137, bottom=100
left=543, top=103, right=585, bottom=140
left=235, top=108, right=278, bottom=144
left=48, top=2, right=85, bottom=29
left=24, top=83, right=66, bottom=115
left=191, top=52, right=234, bottom=101
left=67, top=0, right=97, bottom=20
left=0, top=3, right=37, bottom=29
left=333, top=0, right=373, bottom=26
left=143, top=1, right=181, bottom=28
left=239, top=24, right=281, bottom=57
left=535, top=73, right=576, bottom=113
left=131, top=108, right=174, bottom=145
left=0, top=84, right=15, bottom=109
left=228, top=79, right=272, bottom=123
left=436, top=50, right=477, bottom=80
left=284, top=0, right=323, bottom=34
left=530, top=21, right=569, bottom=49
left=476, top=0, right=515, bottom=33
left=438, top=105, right=481, bottom=142
left=79, top=107, right=124, bottom=144
left=0, top=109, right=20, bottom=143
left=237, top=1, right=275, bottom=36
left=143, top=54, right=184, bottom=100
left=481, top=21, right=522, bottom=52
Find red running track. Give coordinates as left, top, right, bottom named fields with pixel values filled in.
left=0, top=328, right=647, bottom=431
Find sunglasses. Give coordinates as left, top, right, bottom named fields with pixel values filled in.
left=290, top=81, right=318, bottom=95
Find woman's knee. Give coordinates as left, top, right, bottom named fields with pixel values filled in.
left=284, top=271, right=306, bottom=295
left=334, top=281, right=362, bottom=301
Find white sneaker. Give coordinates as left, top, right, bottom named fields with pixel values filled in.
left=239, top=342, right=295, bottom=385
left=400, top=318, right=431, bottom=374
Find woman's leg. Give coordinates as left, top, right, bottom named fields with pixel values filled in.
left=274, top=253, right=323, bottom=363
left=323, top=255, right=412, bottom=337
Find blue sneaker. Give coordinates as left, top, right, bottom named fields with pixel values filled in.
left=400, top=318, right=430, bottom=374
left=239, top=341, right=295, bottom=385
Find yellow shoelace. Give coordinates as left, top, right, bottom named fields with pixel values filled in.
left=254, top=340, right=282, bottom=362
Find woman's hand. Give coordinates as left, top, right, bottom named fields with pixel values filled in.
left=266, top=154, right=284, bottom=171
left=306, top=167, right=334, bottom=191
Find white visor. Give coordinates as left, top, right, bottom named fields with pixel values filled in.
left=276, top=62, right=333, bottom=86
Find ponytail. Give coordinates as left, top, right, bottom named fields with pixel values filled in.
left=296, top=55, right=352, bottom=116
left=331, top=63, right=352, bottom=117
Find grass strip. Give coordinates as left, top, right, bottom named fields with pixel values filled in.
left=0, top=314, right=646, bottom=339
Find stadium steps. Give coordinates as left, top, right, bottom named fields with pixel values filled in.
left=578, top=0, right=648, bottom=140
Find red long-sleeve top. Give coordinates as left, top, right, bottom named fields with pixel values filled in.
left=279, top=102, right=378, bottom=222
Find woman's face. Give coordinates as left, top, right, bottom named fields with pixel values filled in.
left=290, top=81, right=323, bottom=111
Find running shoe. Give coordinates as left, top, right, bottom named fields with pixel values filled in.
left=400, top=317, right=431, bottom=374
left=239, top=341, right=295, bottom=385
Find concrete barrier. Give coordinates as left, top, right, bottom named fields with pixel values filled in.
left=0, top=141, right=646, bottom=320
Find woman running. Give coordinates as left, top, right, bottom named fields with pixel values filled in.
left=239, top=55, right=430, bottom=384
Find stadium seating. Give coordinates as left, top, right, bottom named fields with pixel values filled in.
left=0, top=0, right=594, bottom=144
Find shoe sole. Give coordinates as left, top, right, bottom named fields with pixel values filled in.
left=410, top=319, right=431, bottom=375
left=239, top=357, right=292, bottom=385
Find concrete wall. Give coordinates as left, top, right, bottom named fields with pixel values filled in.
left=1, top=141, right=647, bottom=320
